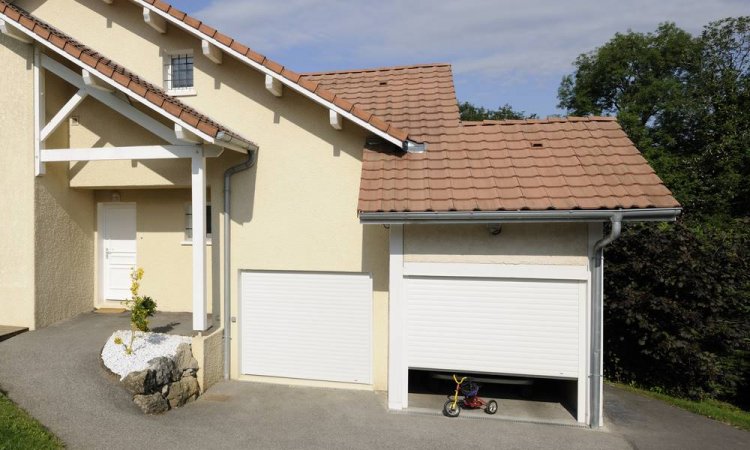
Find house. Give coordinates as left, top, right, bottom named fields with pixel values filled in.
left=0, top=0, right=680, bottom=427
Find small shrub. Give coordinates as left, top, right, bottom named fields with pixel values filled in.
left=123, top=268, right=158, bottom=354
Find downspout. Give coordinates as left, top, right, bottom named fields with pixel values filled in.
left=590, top=213, right=622, bottom=427
left=223, top=149, right=258, bottom=380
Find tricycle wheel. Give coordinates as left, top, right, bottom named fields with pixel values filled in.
left=443, top=400, right=461, bottom=417
left=486, top=400, right=498, bottom=415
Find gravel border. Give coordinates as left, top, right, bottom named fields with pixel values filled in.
left=101, top=330, right=191, bottom=380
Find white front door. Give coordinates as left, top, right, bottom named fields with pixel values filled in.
left=99, top=203, right=137, bottom=302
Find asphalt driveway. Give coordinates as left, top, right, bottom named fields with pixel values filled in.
left=1, top=312, right=748, bottom=449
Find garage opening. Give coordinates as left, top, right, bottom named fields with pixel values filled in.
left=400, top=273, right=588, bottom=424
left=407, top=369, right=578, bottom=423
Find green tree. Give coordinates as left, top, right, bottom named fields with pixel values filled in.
left=559, top=17, right=750, bottom=407
left=458, top=102, right=537, bottom=121
left=558, top=18, right=749, bottom=220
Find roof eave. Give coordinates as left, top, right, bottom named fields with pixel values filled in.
left=0, top=9, right=248, bottom=152
left=358, top=208, right=683, bottom=224
left=215, top=131, right=258, bottom=152
left=135, top=0, right=408, bottom=149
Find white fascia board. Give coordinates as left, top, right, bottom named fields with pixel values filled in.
left=0, top=12, right=222, bottom=147
left=133, top=0, right=405, bottom=148
left=359, top=208, right=683, bottom=224
left=0, top=19, right=32, bottom=43
left=41, top=145, right=204, bottom=162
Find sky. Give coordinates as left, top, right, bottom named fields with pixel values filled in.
left=168, top=0, right=748, bottom=117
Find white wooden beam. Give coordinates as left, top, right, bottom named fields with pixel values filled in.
left=41, top=145, right=204, bottom=162
left=175, top=124, right=202, bottom=144
left=191, top=154, right=207, bottom=331
left=201, top=40, right=222, bottom=64
left=143, top=8, right=167, bottom=34
left=1, top=11, right=224, bottom=147
left=33, top=46, right=46, bottom=176
left=329, top=110, right=343, bottom=130
left=41, top=55, right=181, bottom=145
left=264, top=74, right=283, bottom=97
left=40, top=89, right=88, bottom=141
left=0, top=19, right=32, bottom=43
left=82, top=70, right=114, bottom=92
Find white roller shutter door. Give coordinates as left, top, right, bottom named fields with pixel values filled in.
left=240, top=271, right=372, bottom=384
left=406, top=276, right=583, bottom=379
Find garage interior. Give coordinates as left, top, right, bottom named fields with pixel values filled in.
left=407, top=369, right=580, bottom=425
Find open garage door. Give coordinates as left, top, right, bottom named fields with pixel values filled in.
left=240, top=271, right=373, bottom=384
left=405, top=277, right=585, bottom=379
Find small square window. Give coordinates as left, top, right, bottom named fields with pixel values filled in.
left=165, top=51, right=195, bottom=96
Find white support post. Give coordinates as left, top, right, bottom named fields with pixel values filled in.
left=264, top=74, right=283, bottom=97
left=143, top=8, right=167, bottom=34
left=201, top=40, right=222, bottom=64
left=40, top=89, right=88, bottom=141
left=388, top=224, right=407, bottom=410
left=192, top=151, right=208, bottom=331
left=33, top=46, right=46, bottom=176
left=329, top=110, right=343, bottom=130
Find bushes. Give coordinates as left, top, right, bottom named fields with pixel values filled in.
left=604, top=219, right=750, bottom=407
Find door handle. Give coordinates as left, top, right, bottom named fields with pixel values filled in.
left=105, top=248, right=111, bottom=259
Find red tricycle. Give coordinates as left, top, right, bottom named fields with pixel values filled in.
left=443, top=374, right=498, bottom=417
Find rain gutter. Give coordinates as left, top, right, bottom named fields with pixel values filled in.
left=223, top=150, right=258, bottom=380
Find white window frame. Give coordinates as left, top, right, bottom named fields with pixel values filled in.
left=182, top=202, right=212, bottom=245
left=164, top=49, right=196, bottom=96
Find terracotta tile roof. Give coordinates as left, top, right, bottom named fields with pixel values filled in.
left=300, top=63, right=460, bottom=141
left=138, top=0, right=410, bottom=144
left=0, top=1, right=254, bottom=148
left=359, top=117, right=680, bottom=213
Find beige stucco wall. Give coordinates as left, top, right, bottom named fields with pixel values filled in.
left=65, top=91, right=189, bottom=188
left=405, top=223, right=590, bottom=267
left=18, top=0, right=391, bottom=389
left=33, top=71, right=96, bottom=328
left=34, top=163, right=96, bottom=328
left=93, top=189, right=214, bottom=313
left=0, top=34, right=35, bottom=328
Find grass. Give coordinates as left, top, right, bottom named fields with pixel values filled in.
left=611, top=382, right=750, bottom=431
left=0, top=391, right=64, bottom=450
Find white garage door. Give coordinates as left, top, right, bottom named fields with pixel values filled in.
left=240, top=271, right=372, bottom=384
left=406, top=276, right=584, bottom=379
